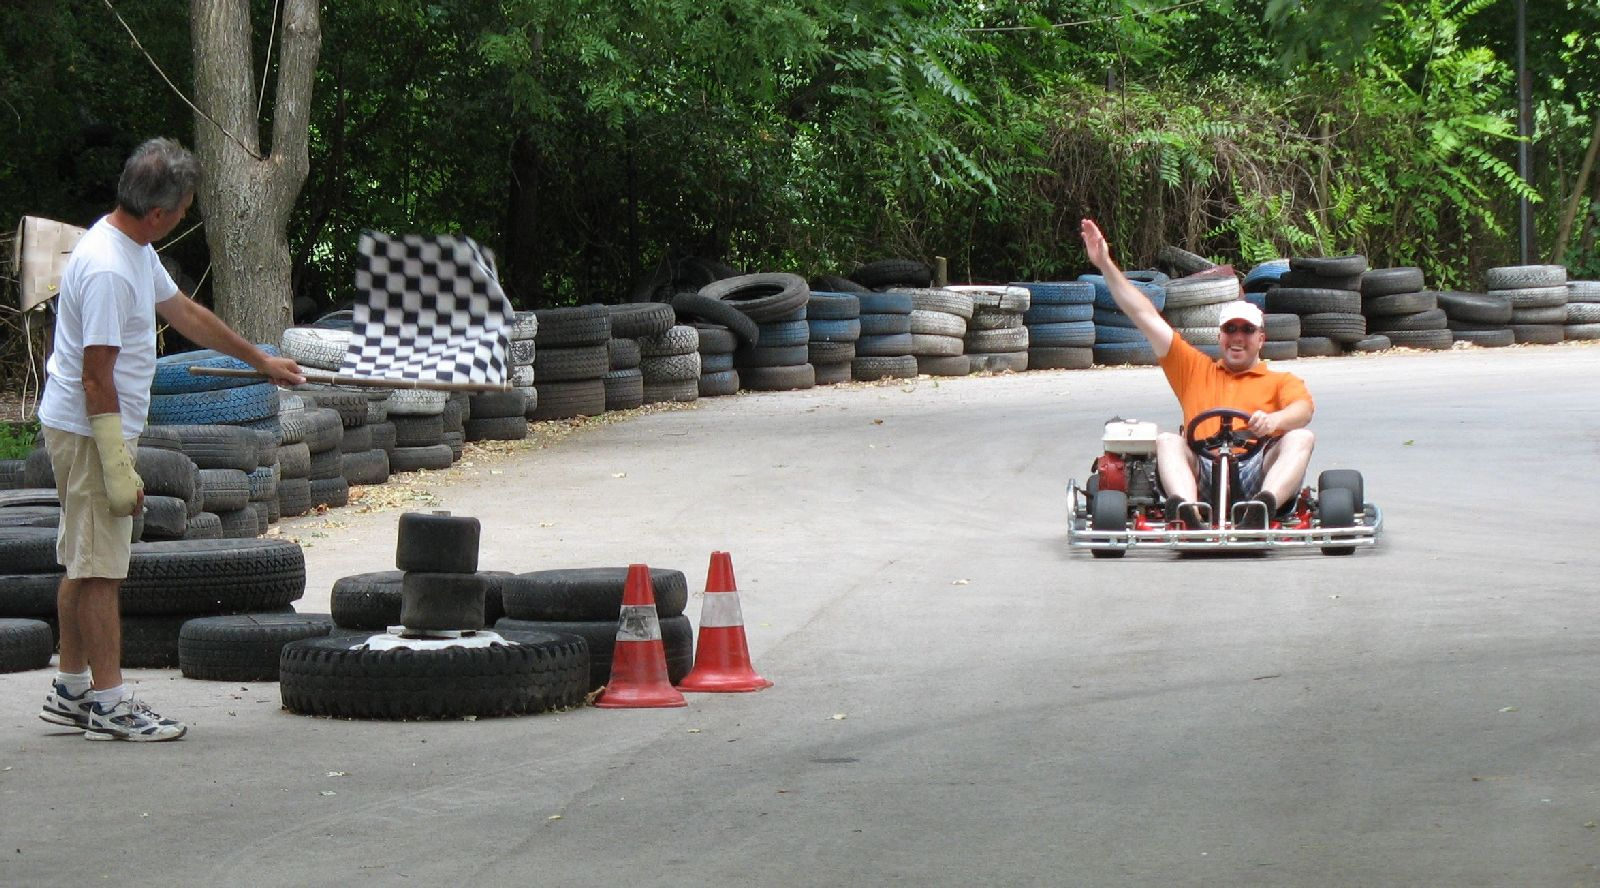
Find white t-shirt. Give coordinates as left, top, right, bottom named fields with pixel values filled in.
left=39, top=216, right=179, bottom=437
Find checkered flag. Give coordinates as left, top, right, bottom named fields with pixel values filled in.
left=341, top=231, right=514, bottom=384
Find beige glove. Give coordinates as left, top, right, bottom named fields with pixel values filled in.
left=89, top=413, right=143, bottom=517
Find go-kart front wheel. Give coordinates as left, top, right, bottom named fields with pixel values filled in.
left=1318, top=486, right=1357, bottom=556
left=1090, top=489, right=1129, bottom=559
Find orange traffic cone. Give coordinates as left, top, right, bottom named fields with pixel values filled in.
left=595, top=563, right=686, bottom=708
left=678, top=552, right=772, bottom=692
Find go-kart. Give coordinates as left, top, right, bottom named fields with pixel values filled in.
left=1066, top=408, right=1382, bottom=557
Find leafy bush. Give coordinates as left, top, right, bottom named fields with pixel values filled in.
left=0, top=420, right=38, bottom=460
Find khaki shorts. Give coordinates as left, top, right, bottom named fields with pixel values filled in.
left=42, top=425, right=134, bottom=579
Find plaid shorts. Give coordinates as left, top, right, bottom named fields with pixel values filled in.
left=1197, top=435, right=1283, bottom=501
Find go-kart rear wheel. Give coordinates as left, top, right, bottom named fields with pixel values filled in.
left=1318, top=469, right=1364, bottom=512
left=1090, top=489, right=1128, bottom=559
left=1318, top=486, right=1357, bottom=556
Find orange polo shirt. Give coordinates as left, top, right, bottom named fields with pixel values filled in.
left=1158, top=337, right=1313, bottom=437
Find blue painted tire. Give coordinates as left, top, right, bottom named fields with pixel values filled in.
left=1023, top=302, right=1093, bottom=324
left=1094, top=325, right=1149, bottom=345
left=754, top=319, right=810, bottom=348
left=1027, top=321, right=1097, bottom=348
left=1092, top=307, right=1140, bottom=329
left=1080, top=274, right=1167, bottom=312
left=856, top=291, right=914, bottom=315
left=148, top=383, right=279, bottom=426
left=1092, top=342, right=1159, bottom=366
left=151, top=345, right=279, bottom=395
left=1012, top=281, right=1094, bottom=305
left=808, top=318, right=862, bottom=343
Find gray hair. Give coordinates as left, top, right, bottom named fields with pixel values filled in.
left=116, top=138, right=202, bottom=217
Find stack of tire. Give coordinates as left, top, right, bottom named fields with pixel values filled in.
left=804, top=292, right=860, bottom=385
left=692, top=324, right=741, bottom=396
left=494, top=567, right=694, bottom=693
left=1439, top=290, right=1515, bottom=347
left=1359, top=267, right=1450, bottom=351
left=465, top=388, right=529, bottom=442
left=1265, top=256, right=1367, bottom=358
left=387, top=389, right=457, bottom=471
left=289, top=511, right=588, bottom=719
left=850, top=290, right=917, bottom=381
left=147, top=345, right=284, bottom=443
left=532, top=305, right=611, bottom=420
left=1158, top=269, right=1264, bottom=359
left=948, top=285, right=1028, bottom=373
left=1242, top=260, right=1291, bottom=305
left=509, top=310, right=538, bottom=418
left=178, top=611, right=337, bottom=682
left=1083, top=270, right=1167, bottom=365
left=1015, top=281, right=1094, bottom=371
left=1567, top=280, right=1600, bottom=340
left=288, top=403, right=344, bottom=510
left=158, top=424, right=282, bottom=539
left=299, top=384, right=392, bottom=495
left=639, top=327, right=702, bottom=405
left=274, top=394, right=315, bottom=518
left=890, top=287, right=973, bottom=377
left=603, top=332, right=646, bottom=410
left=1487, top=265, right=1569, bottom=345
left=693, top=273, right=811, bottom=392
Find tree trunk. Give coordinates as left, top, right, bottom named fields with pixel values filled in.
left=190, top=0, right=320, bottom=345
left=1554, top=109, right=1600, bottom=264
left=505, top=131, right=543, bottom=307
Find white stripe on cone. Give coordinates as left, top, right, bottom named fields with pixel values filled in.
left=615, top=605, right=662, bottom=642
left=698, top=591, right=745, bottom=628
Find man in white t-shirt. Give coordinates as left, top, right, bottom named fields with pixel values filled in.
left=37, top=138, right=304, bottom=741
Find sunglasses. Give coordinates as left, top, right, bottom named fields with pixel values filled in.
left=1220, top=323, right=1259, bottom=335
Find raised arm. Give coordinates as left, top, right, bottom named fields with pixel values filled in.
left=155, top=293, right=305, bottom=387
left=1079, top=219, right=1174, bottom=357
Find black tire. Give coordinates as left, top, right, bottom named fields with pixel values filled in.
left=851, top=355, right=918, bottom=380
left=1289, top=254, right=1368, bottom=277
left=734, top=343, right=810, bottom=368
left=806, top=292, right=862, bottom=320
left=338, top=423, right=373, bottom=454
left=1452, top=328, right=1516, bottom=348
left=0, top=618, right=53, bottom=673
left=0, top=526, right=65, bottom=573
left=298, top=387, right=369, bottom=427
left=121, top=614, right=187, bottom=668
left=308, top=476, right=351, bottom=508
left=120, top=538, right=304, bottom=615
left=1299, top=312, right=1367, bottom=343
left=1363, top=291, right=1436, bottom=316
left=858, top=313, right=913, bottom=336
left=1485, top=264, right=1566, bottom=290
left=401, top=572, right=488, bottom=631
left=531, top=379, right=607, bottom=420
left=534, top=344, right=610, bottom=382
left=1347, top=335, right=1391, bottom=353
left=331, top=570, right=405, bottom=630
left=1383, top=328, right=1454, bottom=349
left=279, top=629, right=591, bottom=719
left=214, top=506, right=259, bottom=539
left=198, top=468, right=250, bottom=513
left=1090, top=489, right=1128, bottom=559
left=1156, top=244, right=1216, bottom=275
left=1359, top=267, right=1425, bottom=297
left=809, top=275, right=869, bottom=294
left=468, top=390, right=528, bottom=420
left=300, top=408, right=345, bottom=453
left=699, top=273, right=810, bottom=323
left=1510, top=324, right=1565, bottom=345
left=136, top=448, right=199, bottom=501
left=501, top=567, right=689, bottom=621
left=849, top=259, right=932, bottom=289
left=1318, top=486, right=1358, bottom=556
left=495, top=615, right=693, bottom=691
left=388, top=444, right=455, bottom=473
left=396, top=511, right=481, bottom=574
left=391, top=413, right=445, bottom=448
left=179, top=613, right=336, bottom=681
left=160, top=424, right=260, bottom=472
left=917, top=354, right=974, bottom=376
left=642, top=379, right=700, bottom=403
left=699, top=369, right=740, bottom=396
left=691, top=324, right=737, bottom=354
left=670, top=292, right=761, bottom=346
left=605, top=302, right=676, bottom=339
left=0, top=572, right=61, bottom=617
left=1318, top=469, right=1364, bottom=510
left=604, top=369, right=646, bottom=410
left=1368, top=308, right=1447, bottom=332
left=1296, top=336, right=1341, bottom=357
left=533, top=305, right=611, bottom=347
left=140, top=495, right=189, bottom=539
left=464, top=416, right=529, bottom=441
left=276, top=477, right=312, bottom=517
left=183, top=511, right=222, bottom=539
left=736, top=363, right=816, bottom=391
left=1026, top=346, right=1094, bottom=370
left=341, top=449, right=391, bottom=486
left=1265, top=288, right=1362, bottom=315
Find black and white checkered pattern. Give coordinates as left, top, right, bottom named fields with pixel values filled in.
left=341, top=231, right=514, bottom=384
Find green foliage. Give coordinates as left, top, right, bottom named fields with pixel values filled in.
left=0, top=421, right=38, bottom=460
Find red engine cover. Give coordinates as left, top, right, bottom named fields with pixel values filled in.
left=1095, top=453, right=1128, bottom=492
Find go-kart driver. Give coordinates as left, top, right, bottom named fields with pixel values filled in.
left=1079, top=218, right=1315, bottom=529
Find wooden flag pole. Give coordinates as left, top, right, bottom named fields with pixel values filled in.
left=188, top=366, right=513, bottom=393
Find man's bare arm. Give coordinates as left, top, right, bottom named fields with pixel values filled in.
left=1079, top=219, right=1174, bottom=357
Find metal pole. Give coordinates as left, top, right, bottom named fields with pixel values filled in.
left=1517, top=0, right=1534, bottom=262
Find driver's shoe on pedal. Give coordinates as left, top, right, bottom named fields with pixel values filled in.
left=1232, top=492, right=1276, bottom=530
left=1172, top=499, right=1213, bottom=530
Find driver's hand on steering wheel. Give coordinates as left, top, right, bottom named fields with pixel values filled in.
left=1247, top=409, right=1279, bottom=437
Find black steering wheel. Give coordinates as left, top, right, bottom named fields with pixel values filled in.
left=1184, top=407, right=1266, bottom=464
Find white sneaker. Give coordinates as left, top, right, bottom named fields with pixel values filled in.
left=40, top=680, right=94, bottom=729
left=83, top=696, right=187, bottom=742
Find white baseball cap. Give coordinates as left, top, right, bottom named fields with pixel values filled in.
left=1216, top=300, right=1264, bottom=329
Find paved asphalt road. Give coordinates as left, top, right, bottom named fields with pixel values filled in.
left=2, top=344, right=1597, bottom=887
